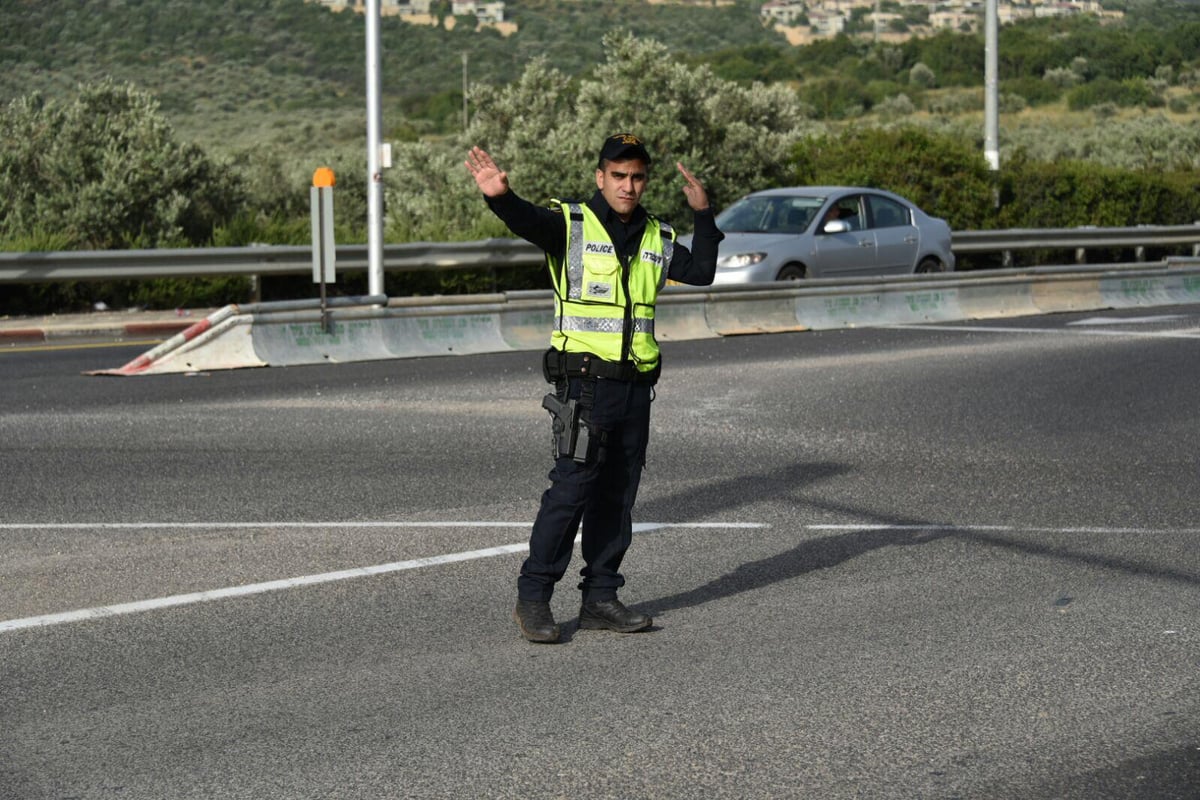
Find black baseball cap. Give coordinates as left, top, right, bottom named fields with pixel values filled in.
left=597, top=133, right=652, bottom=168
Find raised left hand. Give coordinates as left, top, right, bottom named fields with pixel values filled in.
left=676, top=162, right=710, bottom=212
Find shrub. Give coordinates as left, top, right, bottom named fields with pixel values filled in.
left=0, top=80, right=244, bottom=249
left=790, top=127, right=996, bottom=231
left=1067, top=77, right=1164, bottom=110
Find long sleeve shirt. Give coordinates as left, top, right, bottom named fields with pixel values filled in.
left=485, top=188, right=723, bottom=286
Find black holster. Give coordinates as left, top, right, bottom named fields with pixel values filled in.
left=542, top=391, right=589, bottom=463
left=541, top=376, right=602, bottom=464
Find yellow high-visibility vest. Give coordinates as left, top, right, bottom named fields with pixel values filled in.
left=547, top=200, right=675, bottom=373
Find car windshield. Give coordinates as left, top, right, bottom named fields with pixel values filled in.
left=715, top=195, right=826, bottom=234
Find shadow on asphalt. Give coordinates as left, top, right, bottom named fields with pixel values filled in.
left=635, top=462, right=1200, bottom=616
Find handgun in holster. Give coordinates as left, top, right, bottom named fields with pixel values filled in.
left=541, top=391, right=591, bottom=463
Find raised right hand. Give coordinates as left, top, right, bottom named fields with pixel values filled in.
left=465, top=146, right=510, bottom=198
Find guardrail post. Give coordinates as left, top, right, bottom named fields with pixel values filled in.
left=1075, top=247, right=1087, bottom=264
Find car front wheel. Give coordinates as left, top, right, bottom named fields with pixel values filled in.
left=776, top=263, right=806, bottom=281
left=916, top=258, right=946, bottom=274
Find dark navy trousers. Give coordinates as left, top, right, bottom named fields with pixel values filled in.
left=519, top=376, right=653, bottom=603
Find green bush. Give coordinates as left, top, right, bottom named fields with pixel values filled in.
left=993, top=154, right=1200, bottom=265
left=1067, top=77, right=1164, bottom=110
left=1002, top=75, right=1063, bottom=106
left=790, top=127, right=996, bottom=231
left=0, top=80, right=244, bottom=249
left=998, top=155, right=1200, bottom=229
left=797, top=76, right=873, bottom=120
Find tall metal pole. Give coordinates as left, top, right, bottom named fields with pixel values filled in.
left=984, top=0, right=1000, bottom=172
left=462, top=52, right=469, bottom=133
left=365, top=0, right=385, bottom=296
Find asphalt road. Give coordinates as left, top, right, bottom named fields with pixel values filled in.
left=2, top=307, right=1199, bottom=799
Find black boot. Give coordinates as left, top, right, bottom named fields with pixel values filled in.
left=513, top=600, right=561, bottom=643
left=579, top=599, right=652, bottom=633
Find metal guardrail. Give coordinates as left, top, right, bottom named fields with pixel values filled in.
left=2, top=225, right=1199, bottom=283
left=0, top=239, right=542, bottom=283
left=950, top=224, right=1200, bottom=253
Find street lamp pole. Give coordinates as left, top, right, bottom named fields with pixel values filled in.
left=365, top=0, right=385, bottom=296
left=984, top=0, right=1000, bottom=172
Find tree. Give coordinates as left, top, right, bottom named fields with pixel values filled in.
left=570, top=33, right=809, bottom=218
left=0, top=80, right=243, bottom=249
left=387, top=32, right=812, bottom=240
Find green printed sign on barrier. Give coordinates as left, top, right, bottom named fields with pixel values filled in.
left=415, top=314, right=496, bottom=342
left=287, top=319, right=373, bottom=348
left=823, top=295, right=876, bottom=316
left=1118, top=278, right=1164, bottom=298
left=904, top=291, right=947, bottom=313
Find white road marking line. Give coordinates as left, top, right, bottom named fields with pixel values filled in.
left=0, top=542, right=527, bottom=633
left=1067, top=315, right=1187, bottom=326
left=888, top=323, right=1200, bottom=339
left=807, top=524, right=1200, bottom=534
left=9, top=521, right=1191, bottom=634
left=0, top=521, right=768, bottom=531
left=0, top=521, right=768, bottom=633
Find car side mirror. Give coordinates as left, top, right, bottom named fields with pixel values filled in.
left=822, top=219, right=850, bottom=234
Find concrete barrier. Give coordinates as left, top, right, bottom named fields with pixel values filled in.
left=706, top=289, right=809, bottom=335
left=1099, top=270, right=1200, bottom=309
left=253, top=313, right=395, bottom=366
left=1030, top=275, right=1103, bottom=314
left=956, top=278, right=1039, bottom=320
left=92, top=261, right=1200, bottom=376
left=654, top=291, right=719, bottom=341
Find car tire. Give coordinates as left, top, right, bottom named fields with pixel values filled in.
left=916, top=258, right=946, bottom=274
left=776, top=263, right=806, bottom=281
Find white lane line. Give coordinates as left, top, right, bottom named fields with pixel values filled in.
left=0, top=521, right=531, bottom=530
left=1067, top=315, right=1187, bottom=326
left=0, top=521, right=768, bottom=531
left=808, top=524, right=1200, bottom=535
left=0, top=542, right=526, bottom=633
left=888, top=323, right=1200, bottom=339
left=0, top=521, right=767, bottom=633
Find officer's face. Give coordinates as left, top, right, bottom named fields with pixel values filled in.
left=596, top=158, right=648, bottom=222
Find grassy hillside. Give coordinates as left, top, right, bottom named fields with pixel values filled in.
left=2, top=0, right=1199, bottom=172
left=0, top=0, right=782, bottom=156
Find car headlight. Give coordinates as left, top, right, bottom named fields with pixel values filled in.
left=717, top=252, right=767, bottom=269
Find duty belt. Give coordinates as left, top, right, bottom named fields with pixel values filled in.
left=542, top=348, right=660, bottom=384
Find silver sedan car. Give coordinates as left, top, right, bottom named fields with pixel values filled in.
left=685, top=186, right=955, bottom=285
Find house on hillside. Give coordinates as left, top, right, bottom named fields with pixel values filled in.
left=807, top=8, right=848, bottom=36
left=761, top=0, right=807, bottom=25
left=452, top=0, right=506, bottom=23
left=931, top=5, right=980, bottom=32
left=312, top=0, right=489, bottom=17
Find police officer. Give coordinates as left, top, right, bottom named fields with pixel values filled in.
left=465, top=134, right=723, bottom=643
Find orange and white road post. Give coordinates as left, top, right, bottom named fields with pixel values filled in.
left=311, top=167, right=337, bottom=334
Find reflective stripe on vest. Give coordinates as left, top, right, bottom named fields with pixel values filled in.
left=566, top=207, right=586, bottom=301
left=658, top=221, right=674, bottom=291
left=556, top=315, right=656, bottom=335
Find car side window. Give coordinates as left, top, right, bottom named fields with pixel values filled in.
left=837, top=196, right=863, bottom=231
left=820, top=197, right=862, bottom=232
left=868, top=196, right=910, bottom=229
